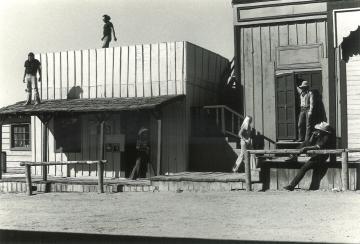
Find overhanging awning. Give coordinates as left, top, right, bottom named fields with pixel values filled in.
left=0, top=95, right=184, bottom=117
left=341, top=25, right=360, bottom=62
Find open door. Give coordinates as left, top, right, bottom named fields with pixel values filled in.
left=276, top=73, right=297, bottom=140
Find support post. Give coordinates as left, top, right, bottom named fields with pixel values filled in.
left=25, top=164, right=32, bottom=196
left=341, top=151, right=349, bottom=191
left=98, top=120, right=105, bottom=193
left=245, top=151, right=252, bottom=191
left=42, top=121, right=48, bottom=181
left=221, top=108, right=225, bottom=134
left=97, top=161, right=104, bottom=193
left=156, top=119, right=162, bottom=176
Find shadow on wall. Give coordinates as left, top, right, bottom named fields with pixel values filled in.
left=67, top=86, right=83, bottom=99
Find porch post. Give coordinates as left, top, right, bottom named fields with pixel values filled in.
left=42, top=121, right=48, bottom=181
left=98, top=119, right=105, bottom=193
left=157, top=118, right=162, bottom=176
left=245, top=151, right=252, bottom=191
left=341, top=151, right=349, bottom=191
left=39, top=114, right=52, bottom=181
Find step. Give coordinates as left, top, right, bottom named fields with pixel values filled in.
left=152, top=181, right=263, bottom=192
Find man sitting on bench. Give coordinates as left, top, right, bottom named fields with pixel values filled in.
left=284, top=122, right=336, bottom=191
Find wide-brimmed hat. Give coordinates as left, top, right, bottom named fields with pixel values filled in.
left=299, top=80, right=309, bottom=88
left=103, top=14, right=111, bottom=20
left=314, top=122, right=331, bottom=133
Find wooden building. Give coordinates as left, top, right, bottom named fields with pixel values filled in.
left=0, top=41, right=229, bottom=178
left=232, top=0, right=360, bottom=149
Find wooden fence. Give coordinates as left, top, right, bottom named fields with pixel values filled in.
left=20, top=160, right=107, bottom=195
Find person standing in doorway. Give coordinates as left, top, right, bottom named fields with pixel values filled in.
left=232, top=116, right=253, bottom=173
left=101, top=14, right=117, bottom=48
left=296, top=80, right=313, bottom=142
left=129, top=126, right=150, bottom=180
left=23, top=52, right=41, bottom=105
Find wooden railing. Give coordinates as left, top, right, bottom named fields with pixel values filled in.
left=20, top=160, right=107, bottom=195
left=245, top=149, right=360, bottom=192
left=203, top=105, right=244, bottom=138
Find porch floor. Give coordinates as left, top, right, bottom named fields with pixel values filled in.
left=151, top=172, right=246, bottom=182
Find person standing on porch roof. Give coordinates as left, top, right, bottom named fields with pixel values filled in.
left=101, top=14, right=117, bottom=48
left=296, top=80, right=314, bottom=142
left=23, top=52, right=41, bottom=105
left=232, top=116, right=253, bottom=173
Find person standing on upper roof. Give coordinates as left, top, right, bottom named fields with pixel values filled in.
left=23, top=52, right=41, bottom=105
left=101, top=14, right=117, bottom=48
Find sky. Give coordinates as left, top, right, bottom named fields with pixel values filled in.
left=0, top=0, right=234, bottom=107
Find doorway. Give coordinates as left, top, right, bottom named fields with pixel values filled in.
left=275, top=70, right=323, bottom=141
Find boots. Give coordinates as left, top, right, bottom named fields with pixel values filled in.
left=34, top=89, right=41, bottom=105
left=24, top=91, right=32, bottom=105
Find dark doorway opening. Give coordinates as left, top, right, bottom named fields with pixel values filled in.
left=275, top=70, right=323, bottom=141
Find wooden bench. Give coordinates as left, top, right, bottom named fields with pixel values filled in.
left=245, top=149, right=360, bottom=192
left=20, top=160, right=107, bottom=195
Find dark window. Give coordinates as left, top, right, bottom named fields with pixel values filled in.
left=11, top=124, right=31, bottom=150
left=54, top=115, right=81, bottom=153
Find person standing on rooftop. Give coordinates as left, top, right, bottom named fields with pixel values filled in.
left=23, top=52, right=41, bottom=105
left=101, top=14, right=117, bottom=48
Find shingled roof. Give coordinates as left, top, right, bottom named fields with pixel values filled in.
left=0, top=95, right=184, bottom=116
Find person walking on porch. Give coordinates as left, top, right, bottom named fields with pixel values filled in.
left=232, top=116, right=253, bottom=173
left=101, top=14, right=117, bottom=48
left=284, top=122, right=336, bottom=191
left=23, top=52, right=41, bottom=105
left=129, top=126, right=150, bottom=180
left=296, top=80, right=315, bottom=142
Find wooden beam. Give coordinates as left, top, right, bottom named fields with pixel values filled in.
left=25, top=164, right=32, bottom=196
left=341, top=151, right=349, bottom=191
left=156, top=119, right=162, bottom=176
left=244, top=151, right=252, bottom=191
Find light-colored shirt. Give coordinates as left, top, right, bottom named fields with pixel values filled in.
left=300, top=91, right=310, bottom=108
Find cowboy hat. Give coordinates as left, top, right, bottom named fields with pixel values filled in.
left=314, top=122, right=331, bottom=133
left=299, top=80, right=309, bottom=88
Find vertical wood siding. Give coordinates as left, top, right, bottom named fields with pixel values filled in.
left=1, top=125, right=32, bottom=168
left=347, top=55, right=360, bottom=155
left=40, top=42, right=189, bottom=100
left=237, top=20, right=328, bottom=148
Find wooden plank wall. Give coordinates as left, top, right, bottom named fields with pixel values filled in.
left=1, top=125, right=32, bottom=168
left=185, top=42, right=229, bottom=108
left=346, top=55, right=360, bottom=155
left=160, top=100, right=187, bottom=174
left=237, top=20, right=328, bottom=148
left=264, top=164, right=359, bottom=191
left=32, top=114, right=125, bottom=178
left=37, top=42, right=187, bottom=100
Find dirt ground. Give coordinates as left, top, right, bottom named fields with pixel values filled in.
left=0, top=191, right=359, bottom=243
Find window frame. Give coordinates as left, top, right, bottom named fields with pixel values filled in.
left=10, top=123, right=31, bottom=151
left=54, top=115, right=82, bottom=153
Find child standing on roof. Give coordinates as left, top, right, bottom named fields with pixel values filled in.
left=232, top=116, right=253, bottom=173
left=101, top=14, right=117, bottom=48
